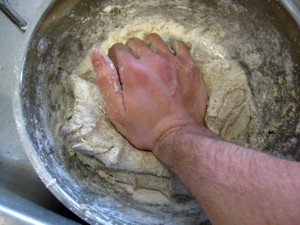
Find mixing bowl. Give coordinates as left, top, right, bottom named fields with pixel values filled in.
left=14, top=0, right=300, bottom=224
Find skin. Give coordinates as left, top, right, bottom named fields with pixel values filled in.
left=90, top=33, right=300, bottom=225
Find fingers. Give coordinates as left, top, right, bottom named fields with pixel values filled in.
left=108, top=43, right=137, bottom=79
left=171, top=40, right=194, bottom=64
left=145, top=33, right=173, bottom=57
left=110, top=34, right=192, bottom=66
left=125, top=37, right=153, bottom=58
left=90, top=48, right=124, bottom=110
left=108, top=43, right=136, bottom=83
left=145, top=33, right=195, bottom=68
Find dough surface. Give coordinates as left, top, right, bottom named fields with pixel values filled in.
left=60, top=15, right=259, bottom=201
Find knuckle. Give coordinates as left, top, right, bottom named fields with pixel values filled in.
left=128, top=60, right=142, bottom=73
left=188, top=63, right=199, bottom=75
left=119, top=58, right=136, bottom=73
left=122, top=61, right=145, bottom=83
left=153, top=54, right=168, bottom=66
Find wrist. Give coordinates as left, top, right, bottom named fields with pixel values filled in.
left=153, top=124, right=215, bottom=157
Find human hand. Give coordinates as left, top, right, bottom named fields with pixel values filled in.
left=90, top=33, right=208, bottom=151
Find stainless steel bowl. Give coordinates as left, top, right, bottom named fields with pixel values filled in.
left=14, top=0, right=300, bottom=224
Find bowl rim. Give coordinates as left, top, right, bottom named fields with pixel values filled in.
left=12, top=0, right=300, bottom=224
left=12, top=0, right=109, bottom=224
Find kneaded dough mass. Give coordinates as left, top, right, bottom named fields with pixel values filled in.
left=60, top=15, right=259, bottom=201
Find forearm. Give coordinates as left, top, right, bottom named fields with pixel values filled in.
left=91, top=35, right=300, bottom=225
left=154, top=125, right=300, bottom=225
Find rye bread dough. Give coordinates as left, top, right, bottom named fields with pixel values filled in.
left=60, top=16, right=259, bottom=199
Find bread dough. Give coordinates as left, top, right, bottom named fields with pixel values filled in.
left=201, top=59, right=257, bottom=146
left=59, top=15, right=259, bottom=201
